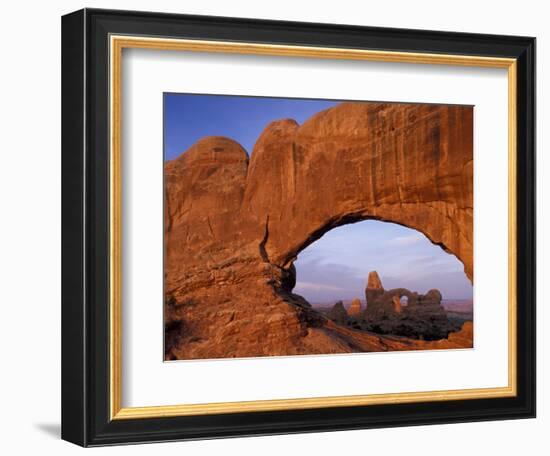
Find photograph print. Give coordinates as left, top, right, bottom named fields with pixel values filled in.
left=163, top=94, right=474, bottom=361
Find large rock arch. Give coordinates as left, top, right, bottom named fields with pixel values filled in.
left=164, top=102, right=473, bottom=359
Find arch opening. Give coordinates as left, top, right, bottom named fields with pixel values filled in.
left=291, top=219, right=473, bottom=341
left=279, top=211, right=471, bottom=284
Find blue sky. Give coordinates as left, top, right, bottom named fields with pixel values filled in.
left=164, top=94, right=473, bottom=302
left=293, top=220, right=473, bottom=303
left=164, top=93, right=338, bottom=159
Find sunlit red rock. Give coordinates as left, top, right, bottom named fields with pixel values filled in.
left=348, top=298, right=363, bottom=316
left=164, top=102, right=473, bottom=359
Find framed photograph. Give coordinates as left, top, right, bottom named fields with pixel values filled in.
left=61, top=8, right=535, bottom=446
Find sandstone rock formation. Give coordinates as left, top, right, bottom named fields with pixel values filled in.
left=348, top=298, right=363, bottom=317
left=392, top=296, right=403, bottom=314
left=447, top=321, right=474, bottom=345
left=366, top=271, right=385, bottom=305
left=327, top=301, right=348, bottom=325
left=164, top=102, right=473, bottom=359
left=363, top=271, right=453, bottom=340
left=367, top=271, right=383, bottom=290
left=365, top=272, right=447, bottom=321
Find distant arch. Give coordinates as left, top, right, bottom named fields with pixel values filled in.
left=292, top=219, right=471, bottom=305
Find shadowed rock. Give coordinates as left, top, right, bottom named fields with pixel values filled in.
left=392, top=296, right=402, bottom=314
left=364, top=272, right=453, bottom=340
left=327, top=301, right=348, bottom=325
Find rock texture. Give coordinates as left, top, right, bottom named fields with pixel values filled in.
left=327, top=301, right=348, bottom=325
left=367, top=271, right=383, bottom=290
left=348, top=298, right=363, bottom=316
left=363, top=271, right=452, bottom=340
left=365, top=272, right=447, bottom=321
left=164, top=102, right=473, bottom=359
left=366, top=271, right=385, bottom=305
left=447, top=321, right=474, bottom=345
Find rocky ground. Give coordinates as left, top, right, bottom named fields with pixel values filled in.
left=319, top=304, right=472, bottom=342
left=165, top=288, right=473, bottom=360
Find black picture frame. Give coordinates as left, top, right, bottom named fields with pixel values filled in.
left=62, top=8, right=536, bottom=447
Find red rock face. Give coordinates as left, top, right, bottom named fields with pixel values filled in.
left=164, top=102, right=473, bottom=360
left=366, top=270, right=385, bottom=304
left=348, top=298, right=363, bottom=317
left=367, top=271, right=383, bottom=290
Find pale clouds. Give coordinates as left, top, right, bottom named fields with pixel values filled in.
left=293, top=220, right=473, bottom=304
left=386, top=232, right=424, bottom=246
left=294, top=282, right=348, bottom=292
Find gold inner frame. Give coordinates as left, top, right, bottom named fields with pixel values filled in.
left=109, top=35, right=517, bottom=420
